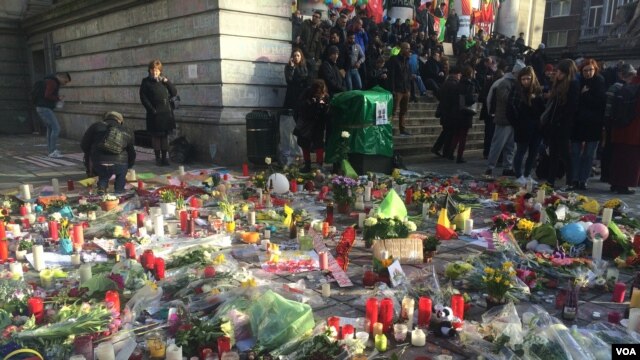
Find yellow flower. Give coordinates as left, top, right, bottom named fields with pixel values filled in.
left=495, top=276, right=502, bottom=283
left=210, top=288, right=221, bottom=295
left=503, top=279, right=511, bottom=286
left=212, top=253, right=226, bottom=265
left=484, top=267, right=494, bottom=274
left=241, top=278, right=257, bottom=288
left=603, top=198, right=621, bottom=209
left=502, top=261, right=513, bottom=270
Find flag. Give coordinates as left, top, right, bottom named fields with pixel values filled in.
left=436, top=208, right=458, bottom=240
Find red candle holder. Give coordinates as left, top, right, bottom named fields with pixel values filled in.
left=21, top=218, right=30, bottom=229
left=379, top=298, right=394, bottom=333
left=363, top=265, right=377, bottom=288
left=0, top=222, right=5, bottom=240
left=290, top=179, right=298, bottom=193
left=242, top=163, right=249, bottom=177
left=154, top=258, right=165, bottom=280
left=67, top=179, right=75, bottom=191
left=73, top=335, right=93, bottom=360
left=417, top=297, right=432, bottom=327
left=217, top=336, right=231, bottom=359
left=179, top=211, right=188, bottom=232
left=0, top=240, right=8, bottom=261
left=137, top=180, right=144, bottom=190
left=137, top=212, right=145, bottom=228
left=141, top=250, right=155, bottom=271
left=342, top=324, right=355, bottom=339
left=365, top=298, right=379, bottom=334
left=73, top=224, right=84, bottom=248
left=322, top=222, right=330, bottom=238
left=48, top=220, right=59, bottom=240
left=19, top=205, right=28, bottom=216
left=612, top=282, right=626, bottom=303
left=28, top=297, right=44, bottom=324
left=319, top=252, right=329, bottom=270
left=608, top=311, right=622, bottom=324
left=105, top=290, right=121, bottom=313
left=124, top=242, right=136, bottom=259
left=189, top=196, right=200, bottom=209
left=327, top=316, right=340, bottom=333
left=191, top=210, right=199, bottom=219
left=451, top=294, right=465, bottom=321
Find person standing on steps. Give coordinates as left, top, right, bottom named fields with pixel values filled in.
left=139, top=59, right=177, bottom=166
left=34, top=72, right=71, bottom=158
left=388, top=42, right=413, bottom=136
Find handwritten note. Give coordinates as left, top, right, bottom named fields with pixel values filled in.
left=311, top=229, right=353, bottom=287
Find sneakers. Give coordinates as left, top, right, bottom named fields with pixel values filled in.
left=48, top=150, right=63, bottom=158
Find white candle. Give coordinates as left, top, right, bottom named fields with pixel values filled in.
left=628, top=308, right=640, bottom=333
left=526, top=178, right=533, bottom=192
left=19, top=184, right=31, bottom=200
left=27, top=214, right=36, bottom=224
left=165, top=344, right=182, bottom=360
left=154, top=214, right=165, bottom=237
left=257, top=189, right=263, bottom=204
left=249, top=211, right=256, bottom=226
left=145, top=219, right=154, bottom=233
left=88, top=211, right=96, bottom=221
left=178, top=166, right=185, bottom=176
left=10, top=262, right=23, bottom=280
left=51, top=178, right=60, bottom=195
left=411, top=328, right=426, bottom=346
left=149, top=207, right=162, bottom=217
left=78, top=198, right=87, bottom=205
left=364, top=186, right=372, bottom=202
left=95, top=341, right=115, bottom=360
left=79, top=263, right=92, bottom=284
left=11, top=224, right=21, bottom=237
left=536, top=189, right=545, bottom=204
left=167, top=222, right=178, bottom=235
left=358, top=213, right=366, bottom=228
left=355, top=195, right=365, bottom=211
left=402, top=297, right=415, bottom=330
left=602, top=208, right=613, bottom=226
left=380, top=250, right=389, bottom=260
left=592, top=239, right=603, bottom=261
left=539, top=207, right=547, bottom=224
left=69, top=355, right=87, bottom=360
left=129, top=169, right=137, bottom=181
left=422, top=202, right=429, bottom=218
left=138, top=227, right=148, bottom=237
left=32, top=244, right=45, bottom=271
left=264, top=229, right=271, bottom=239
left=464, top=219, right=474, bottom=235
left=322, top=283, right=331, bottom=297
left=71, top=252, right=81, bottom=266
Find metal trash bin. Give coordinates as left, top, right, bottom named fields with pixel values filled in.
left=246, top=110, right=278, bottom=165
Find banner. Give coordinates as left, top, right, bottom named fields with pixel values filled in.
left=387, top=0, right=414, bottom=21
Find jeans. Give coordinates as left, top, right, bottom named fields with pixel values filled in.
left=36, top=107, right=60, bottom=154
left=345, top=68, right=362, bottom=90
left=487, top=125, right=515, bottom=170
left=94, top=163, right=128, bottom=193
left=571, top=141, right=599, bottom=183
left=514, top=138, right=541, bottom=178
left=413, top=75, right=427, bottom=95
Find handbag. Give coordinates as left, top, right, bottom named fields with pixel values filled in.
left=459, top=94, right=477, bottom=116
left=540, top=99, right=556, bottom=128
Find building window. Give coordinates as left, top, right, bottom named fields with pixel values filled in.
left=546, top=31, right=568, bottom=47
left=588, top=5, right=603, bottom=27
left=606, top=0, right=633, bottom=24
left=547, top=0, right=572, bottom=17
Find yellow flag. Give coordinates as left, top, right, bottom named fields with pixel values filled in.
left=438, top=208, right=451, bottom=228
left=283, top=204, right=293, bottom=227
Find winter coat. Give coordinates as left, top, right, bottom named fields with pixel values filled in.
left=507, top=86, right=545, bottom=143
left=387, top=55, right=412, bottom=93
left=294, top=92, right=330, bottom=150
left=319, top=59, right=345, bottom=97
left=80, top=118, right=136, bottom=168
left=436, top=76, right=460, bottom=127
left=457, top=77, right=477, bottom=129
left=611, top=76, right=640, bottom=146
left=139, top=76, right=177, bottom=134
left=572, top=74, right=606, bottom=142
left=544, top=80, right=580, bottom=140
left=283, top=64, right=309, bottom=109
left=487, top=73, right=517, bottom=126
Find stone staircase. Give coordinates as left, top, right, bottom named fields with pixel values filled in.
left=392, top=97, right=485, bottom=161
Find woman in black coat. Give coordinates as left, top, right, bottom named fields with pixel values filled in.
left=139, top=59, right=177, bottom=166
left=446, top=65, right=477, bottom=163
left=294, top=79, right=330, bottom=173
left=570, top=59, right=606, bottom=190
left=508, top=66, right=545, bottom=183
left=283, top=48, right=309, bottom=109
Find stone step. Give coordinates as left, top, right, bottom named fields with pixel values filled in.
left=393, top=131, right=485, bottom=146
left=393, top=123, right=485, bottom=135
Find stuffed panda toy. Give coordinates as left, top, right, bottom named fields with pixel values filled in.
left=434, top=305, right=457, bottom=337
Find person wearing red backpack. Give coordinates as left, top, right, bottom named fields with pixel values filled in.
left=609, top=64, right=640, bottom=194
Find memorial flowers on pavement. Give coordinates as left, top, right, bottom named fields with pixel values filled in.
left=331, top=176, right=357, bottom=206
left=363, top=215, right=417, bottom=248
left=483, top=261, right=517, bottom=303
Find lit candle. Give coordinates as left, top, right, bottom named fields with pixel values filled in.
left=592, top=239, right=603, bottom=261
left=71, top=252, right=81, bottom=266
left=319, top=251, right=329, bottom=270
left=32, top=244, right=45, bottom=271
left=374, top=334, right=387, bottom=352
left=451, top=294, right=465, bottom=320
left=79, top=263, right=92, bottom=284
left=464, top=219, right=474, bottom=235
left=358, top=213, right=366, bottom=228
left=364, top=185, right=372, bottom=202
left=0, top=239, right=7, bottom=261
left=129, top=169, right=137, bottom=181
left=249, top=211, right=256, bottom=226
left=602, top=208, right=613, bottom=225
left=95, top=341, right=115, bottom=360
left=417, top=297, right=432, bottom=327
left=379, top=298, right=394, bottom=333
left=10, top=262, right=23, bottom=280
left=154, top=214, right=164, bottom=237
left=365, top=298, right=379, bottom=334
left=322, top=283, right=331, bottom=298
left=19, top=184, right=31, bottom=200
left=612, top=282, right=626, bottom=303
left=401, top=296, right=415, bottom=329
left=536, top=189, right=545, bottom=204
left=606, top=267, right=619, bottom=283
left=51, top=178, right=59, bottom=195
left=630, top=288, right=640, bottom=308
left=628, top=308, right=640, bottom=333
left=178, top=165, right=185, bottom=176
left=411, top=328, right=426, bottom=346
left=372, top=322, right=384, bottom=336
left=165, top=344, right=182, bottom=360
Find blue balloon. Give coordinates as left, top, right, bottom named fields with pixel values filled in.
left=561, top=223, right=587, bottom=245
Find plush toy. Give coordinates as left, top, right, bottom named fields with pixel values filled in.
left=434, top=305, right=457, bottom=337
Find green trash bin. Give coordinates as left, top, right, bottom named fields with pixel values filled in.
left=246, top=110, right=278, bottom=165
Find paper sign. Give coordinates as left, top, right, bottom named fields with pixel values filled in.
left=188, top=64, right=198, bottom=79
left=387, top=260, right=406, bottom=287
left=375, top=101, right=388, bottom=125
left=311, top=229, right=354, bottom=287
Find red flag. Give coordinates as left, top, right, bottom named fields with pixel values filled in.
left=367, top=0, right=384, bottom=23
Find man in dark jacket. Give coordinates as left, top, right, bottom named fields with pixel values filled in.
left=81, top=111, right=136, bottom=194
left=388, top=42, right=413, bottom=136
left=445, top=8, right=459, bottom=43
left=319, top=46, right=345, bottom=97
left=432, top=67, right=462, bottom=157
left=34, top=72, right=71, bottom=158
left=300, top=10, right=326, bottom=78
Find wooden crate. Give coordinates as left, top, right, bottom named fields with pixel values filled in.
left=372, top=235, right=424, bottom=264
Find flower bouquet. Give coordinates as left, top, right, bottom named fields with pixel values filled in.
left=100, top=194, right=119, bottom=212
left=365, top=215, right=422, bottom=264
left=331, top=176, right=357, bottom=213
left=483, top=261, right=517, bottom=307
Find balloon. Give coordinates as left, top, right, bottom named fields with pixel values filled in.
left=588, top=223, right=609, bottom=241
left=268, top=173, right=290, bottom=194
left=560, top=223, right=587, bottom=245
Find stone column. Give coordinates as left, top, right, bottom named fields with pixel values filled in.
left=495, top=0, right=520, bottom=37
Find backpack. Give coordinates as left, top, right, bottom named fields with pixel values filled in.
left=30, top=80, right=45, bottom=104
left=98, top=125, right=128, bottom=155
left=612, top=83, right=640, bottom=128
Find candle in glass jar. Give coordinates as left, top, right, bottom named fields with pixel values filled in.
left=264, top=229, right=270, bottom=239
left=327, top=316, right=340, bottom=333
left=342, top=324, right=355, bottom=340
left=249, top=211, right=256, bottom=226
left=147, top=334, right=166, bottom=359
left=536, top=189, right=545, bottom=204
left=628, top=308, right=640, bottom=333
left=422, top=202, right=429, bottom=218
left=124, top=242, right=136, bottom=259
left=10, top=262, right=23, bottom=280
left=411, top=328, right=426, bottom=346
left=217, top=336, right=231, bottom=359
left=179, top=211, right=188, bottom=232
left=95, top=341, right=115, bottom=360
left=39, top=269, right=53, bottom=289
left=79, top=264, right=92, bottom=284
left=602, top=208, right=613, bottom=225
left=358, top=213, right=366, bottom=228
left=322, top=221, right=330, bottom=237
left=71, top=252, right=81, bottom=266
left=128, top=169, right=136, bottom=181
left=374, top=334, right=387, bottom=352
left=318, top=251, right=329, bottom=270
left=417, top=297, right=432, bottom=327
left=67, top=179, right=75, bottom=191
left=105, top=290, right=120, bottom=313
left=401, top=296, right=415, bottom=328
left=154, top=258, right=165, bottom=280
left=321, top=283, right=331, bottom=298
left=0, top=222, right=5, bottom=240
left=365, top=298, right=379, bottom=334
left=28, top=297, right=44, bottom=323
left=607, top=267, right=620, bottom=283
left=141, top=250, right=155, bottom=271
left=364, top=185, right=372, bottom=202
left=630, top=288, right=640, bottom=308
left=464, top=219, right=474, bottom=235
left=379, top=298, right=394, bottom=332
left=154, top=214, right=164, bottom=237
left=491, top=192, right=499, bottom=201
left=0, top=239, right=7, bottom=261
left=136, top=212, right=145, bottom=228
left=178, top=165, right=185, bottom=176
left=165, top=344, right=182, bottom=360
left=32, top=244, right=45, bottom=271
left=73, top=224, right=84, bottom=249
left=451, top=294, right=465, bottom=320
left=592, top=239, right=603, bottom=261
left=49, top=220, right=59, bottom=240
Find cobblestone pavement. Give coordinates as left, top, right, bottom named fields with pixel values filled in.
left=1, top=134, right=638, bottom=359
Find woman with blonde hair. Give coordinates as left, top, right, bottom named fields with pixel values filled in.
left=508, top=66, right=545, bottom=184
left=542, top=59, right=580, bottom=188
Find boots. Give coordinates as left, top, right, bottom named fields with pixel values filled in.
left=301, top=160, right=311, bottom=173
left=161, top=151, right=169, bottom=166
left=154, top=150, right=162, bottom=166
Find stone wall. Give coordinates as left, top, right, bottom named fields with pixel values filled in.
left=24, top=0, right=291, bottom=165
left=0, top=29, right=31, bottom=134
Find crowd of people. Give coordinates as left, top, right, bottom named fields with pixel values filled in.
left=286, top=6, right=640, bottom=194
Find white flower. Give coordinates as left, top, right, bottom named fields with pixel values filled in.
left=50, top=212, right=62, bottom=221
left=200, top=194, right=210, bottom=201
left=265, top=157, right=272, bottom=165
left=364, top=217, right=378, bottom=226
left=388, top=220, right=395, bottom=226
left=2, top=201, right=11, bottom=208
left=405, top=221, right=417, bottom=232
left=341, top=131, right=350, bottom=139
